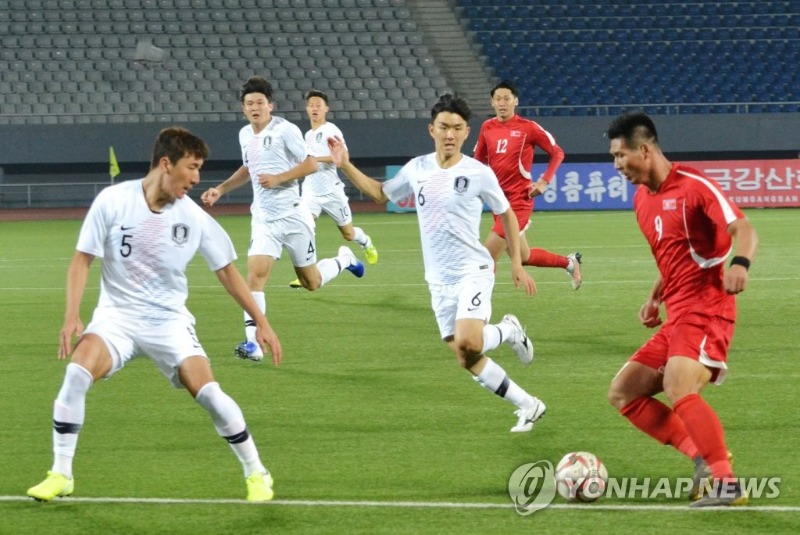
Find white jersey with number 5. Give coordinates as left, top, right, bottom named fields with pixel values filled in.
left=239, top=116, right=311, bottom=222
left=76, top=179, right=237, bottom=321
left=382, top=153, right=509, bottom=285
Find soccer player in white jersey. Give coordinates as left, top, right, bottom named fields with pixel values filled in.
left=288, top=89, right=379, bottom=288
left=328, top=94, right=547, bottom=433
left=27, top=127, right=282, bottom=503
left=201, top=76, right=364, bottom=361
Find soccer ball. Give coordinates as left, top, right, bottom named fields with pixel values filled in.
left=554, top=451, right=608, bottom=503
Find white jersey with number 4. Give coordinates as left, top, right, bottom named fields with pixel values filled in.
left=304, top=121, right=346, bottom=196
left=382, top=153, right=509, bottom=286
left=76, top=179, right=237, bottom=321
left=239, top=115, right=311, bottom=222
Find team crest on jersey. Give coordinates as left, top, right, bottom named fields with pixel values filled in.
left=510, top=130, right=522, bottom=137
left=315, top=132, right=324, bottom=143
left=662, top=199, right=677, bottom=211
left=172, top=223, right=189, bottom=245
left=262, top=136, right=273, bottom=149
left=454, top=176, right=469, bottom=193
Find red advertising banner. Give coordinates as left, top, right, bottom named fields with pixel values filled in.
left=684, top=159, right=800, bottom=208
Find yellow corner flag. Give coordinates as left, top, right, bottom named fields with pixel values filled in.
left=109, top=146, right=121, bottom=182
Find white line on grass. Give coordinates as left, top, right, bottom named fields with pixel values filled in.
left=1, top=495, right=798, bottom=512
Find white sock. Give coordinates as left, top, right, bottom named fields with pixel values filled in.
left=351, top=227, right=370, bottom=248
left=317, top=256, right=344, bottom=286
left=195, top=382, right=266, bottom=477
left=244, top=292, right=266, bottom=353
left=473, top=358, right=535, bottom=409
left=51, top=363, right=93, bottom=479
left=481, top=320, right=515, bottom=354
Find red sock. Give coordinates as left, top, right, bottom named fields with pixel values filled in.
left=620, top=397, right=699, bottom=458
left=672, top=393, right=733, bottom=479
left=527, top=248, right=568, bottom=268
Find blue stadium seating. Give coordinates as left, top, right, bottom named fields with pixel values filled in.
left=459, top=0, right=800, bottom=115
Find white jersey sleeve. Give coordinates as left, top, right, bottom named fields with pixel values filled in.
left=196, top=205, right=238, bottom=272
left=382, top=158, right=416, bottom=203
left=477, top=165, right=511, bottom=215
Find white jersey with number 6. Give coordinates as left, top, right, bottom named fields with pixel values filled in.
left=382, top=153, right=509, bottom=286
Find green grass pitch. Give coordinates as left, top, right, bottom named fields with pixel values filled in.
left=1, top=209, right=798, bottom=534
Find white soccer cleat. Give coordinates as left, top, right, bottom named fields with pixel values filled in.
left=502, top=314, right=534, bottom=365
left=511, top=398, right=547, bottom=433
left=566, top=252, right=583, bottom=290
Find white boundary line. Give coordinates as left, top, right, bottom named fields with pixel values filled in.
left=1, top=495, right=798, bottom=512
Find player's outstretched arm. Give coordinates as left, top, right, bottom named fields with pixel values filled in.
left=60, top=251, right=94, bottom=359
left=215, top=263, right=283, bottom=364
left=724, top=218, right=758, bottom=295
left=202, top=165, right=250, bottom=207
left=529, top=178, right=549, bottom=199
left=327, top=136, right=389, bottom=203
left=639, top=275, right=664, bottom=328
left=499, top=209, right=536, bottom=295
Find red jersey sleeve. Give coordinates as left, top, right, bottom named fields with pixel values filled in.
left=473, top=122, right=489, bottom=164
left=526, top=121, right=564, bottom=184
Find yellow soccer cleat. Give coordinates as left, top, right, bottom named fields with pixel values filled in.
left=690, top=480, right=748, bottom=508
left=246, top=471, right=274, bottom=502
left=289, top=279, right=302, bottom=289
left=689, top=451, right=733, bottom=501
left=363, top=237, right=378, bottom=265
left=27, top=471, right=74, bottom=502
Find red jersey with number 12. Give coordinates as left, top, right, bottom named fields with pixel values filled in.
left=473, top=114, right=564, bottom=205
left=634, top=163, right=745, bottom=321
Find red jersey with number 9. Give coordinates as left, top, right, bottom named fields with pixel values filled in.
left=634, top=163, right=746, bottom=321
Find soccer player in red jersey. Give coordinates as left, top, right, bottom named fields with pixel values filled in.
left=605, top=112, right=758, bottom=507
left=473, top=80, right=582, bottom=290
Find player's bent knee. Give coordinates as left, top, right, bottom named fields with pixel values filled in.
left=454, top=345, right=483, bottom=369
left=606, top=377, right=637, bottom=410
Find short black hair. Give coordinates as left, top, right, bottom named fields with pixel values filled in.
left=305, top=89, right=328, bottom=104
left=150, top=127, right=209, bottom=169
left=490, top=79, right=518, bottom=98
left=430, top=93, right=472, bottom=122
left=240, top=76, right=274, bottom=102
left=605, top=111, right=659, bottom=148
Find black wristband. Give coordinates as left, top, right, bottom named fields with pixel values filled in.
left=730, top=256, right=750, bottom=270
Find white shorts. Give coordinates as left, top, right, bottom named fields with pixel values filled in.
left=303, top=188, right=352, bottom=227
left=249, top=209, right=317, bottom=268
left=84, top=308, right=208, bottom=389
left=429, top=270, right=495, bottom=339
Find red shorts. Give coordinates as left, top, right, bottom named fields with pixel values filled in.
left=630, top=312, right=735, bottom=385
left=491, top=202, right=532, bottom=238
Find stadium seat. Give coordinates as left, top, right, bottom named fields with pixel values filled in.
left=4, top=0, right=796, bottom=124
